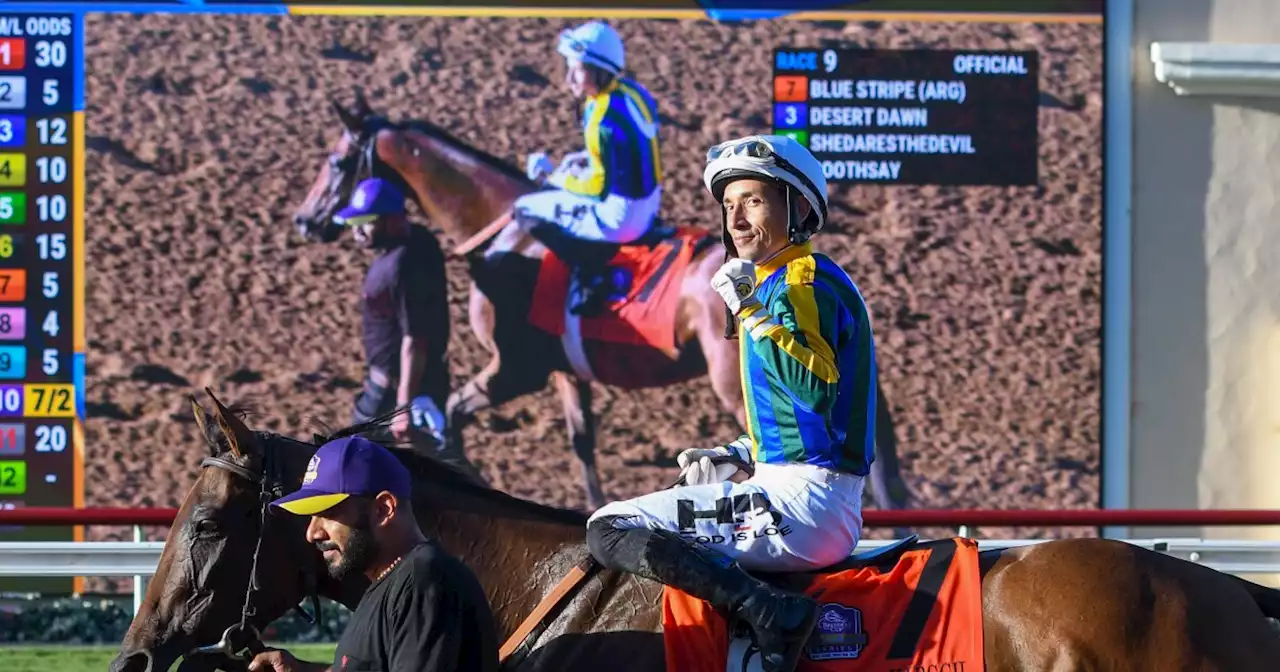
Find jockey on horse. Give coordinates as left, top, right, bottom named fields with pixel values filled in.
left=513, top=20, right=664, bottom=316
left=585, top=135, right=877, bottom=672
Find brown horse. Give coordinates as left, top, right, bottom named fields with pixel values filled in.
left=289, top=90, right=910, bottom=515
left=112, top=391, right=1280, bottom=672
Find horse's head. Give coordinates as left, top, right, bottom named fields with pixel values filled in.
left=292, top=88, right=536, bottom=251
left=110, top=390, right=329, bottom=672
left=292, top=89, right=398, bottom=244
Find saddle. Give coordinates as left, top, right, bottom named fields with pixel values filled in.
left=726, top=536, right=923, bottom=597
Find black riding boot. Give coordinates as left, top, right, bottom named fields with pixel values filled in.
left=519, top=215, right=620, bottom=316
left=588, top=521, right=819, bottom=672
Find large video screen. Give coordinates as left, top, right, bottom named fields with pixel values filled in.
left=0, top=5, right=1102, bottom=594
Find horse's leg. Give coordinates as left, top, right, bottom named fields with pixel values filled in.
left=981, top=539, right=1280, bottom=670
left=445, top=284, right=501, bottom=473
left=552, top=371, right=605, bottom=511
left=449, top=227, right=539, bottom=438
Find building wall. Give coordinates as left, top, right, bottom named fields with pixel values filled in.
left=1131, top=0, right=1280, bottom=562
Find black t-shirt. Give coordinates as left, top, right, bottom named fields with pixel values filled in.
left=331, top=541, right=499, bottom=672
left=360, top=224, right=450, bottom=403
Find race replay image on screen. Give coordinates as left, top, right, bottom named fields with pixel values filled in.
left=0, top=3, right=1101, bottom=599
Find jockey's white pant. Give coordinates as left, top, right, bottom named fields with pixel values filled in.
left=513, top=187, right=662, bottom=244
left=588, top=462, right=866, bottom=573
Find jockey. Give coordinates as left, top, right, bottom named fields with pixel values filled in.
left=585, top=135, right=877, bottom=672
left=514, top=20, right=664, bottom=315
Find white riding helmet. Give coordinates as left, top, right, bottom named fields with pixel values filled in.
left=703, top=134, right=829, bottom=238
left=557, top=21, right=626, bottom=76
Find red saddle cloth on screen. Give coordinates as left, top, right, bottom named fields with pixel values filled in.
left=528, top=226, right=709, bottom=354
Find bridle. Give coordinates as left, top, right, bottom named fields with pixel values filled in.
left=328, top=117, right=413, bottom=205
left=182, top=438, right=324, bottom=669
left=306, top=117, right=417, bottom=248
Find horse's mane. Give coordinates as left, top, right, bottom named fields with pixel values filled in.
left=220, top=404, right=588, bottom=527
left=373, top=115, right=532, bottom=186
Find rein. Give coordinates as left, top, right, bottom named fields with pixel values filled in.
left=498, top=556, right=600, bottom=669
left=496, top=475, right=696, bottom=668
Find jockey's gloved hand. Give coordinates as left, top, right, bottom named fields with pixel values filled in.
left=526, top=152, right=554, bottom=183
left=545, top=151, right=589, bottom=189
left=711, top=259, right=763, bottom=316
left=557, top=150, right=591, bottom=173
left=677, top=436, right=753, bottom=486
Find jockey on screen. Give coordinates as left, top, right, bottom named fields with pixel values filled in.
left=584, top=135, right=878, bottom=672
left=513, top=21, right=664, bottom=315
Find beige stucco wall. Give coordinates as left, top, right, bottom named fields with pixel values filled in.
left=1131, top=0, right=1280, bottom=565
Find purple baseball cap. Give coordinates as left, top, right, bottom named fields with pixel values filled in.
left=333, top=177, right=406, bottom=224
left=270, top=436, right=412, bottom=516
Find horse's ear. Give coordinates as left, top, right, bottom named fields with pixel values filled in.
left=204, top=388, right=255, bottom=458
left=190, top=396, right=216, bottom=456
left=332, top=98, right=361, bottom=134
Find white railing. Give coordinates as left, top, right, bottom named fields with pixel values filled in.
left=3, top=538, right=1278, bottom=617
left=4, top=537, right=1280, bottom=619
left=5, top=538, right=1280, bottom=577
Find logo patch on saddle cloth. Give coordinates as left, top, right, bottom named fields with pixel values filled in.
left=658, top=538, right=985, bottom=672
left=722, top=604, right=868, bottom=671
left=807, top=604, right=869, bottom=661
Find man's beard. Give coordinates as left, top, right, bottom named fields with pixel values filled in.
left=322, top=512, right=380, bottom=581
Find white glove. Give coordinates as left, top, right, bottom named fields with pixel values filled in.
left=557, top=150, right=591, bottom=174
left=546, top=150, right=590, bottom=188
left=711, top=258, right=763, bottom=316
left=677, top=437, right=753, bottom=486
left=526, top=152, right=554, bottom=183
left=408, top=395, right=446, bottom=443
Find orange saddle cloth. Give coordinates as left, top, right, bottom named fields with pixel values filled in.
left=661, top=538, right=984, bottom=672
left=527, top=226, right=710, bottom=353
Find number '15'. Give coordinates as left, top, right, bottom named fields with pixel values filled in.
left=37, top=233, right=66, bottom=260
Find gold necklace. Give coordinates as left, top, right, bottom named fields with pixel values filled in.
left=374, top=542, right=426, bottom=582
left=375, top=554, right=405, bottom=582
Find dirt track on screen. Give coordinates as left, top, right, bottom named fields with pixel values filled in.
left=80, top=14, right=1102, bottom=589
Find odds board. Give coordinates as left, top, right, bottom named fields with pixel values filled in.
left=0, top=11, right=83, bottom=595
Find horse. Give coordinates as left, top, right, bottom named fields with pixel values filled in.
left=288, top=89, right=911, bottom=516
left=111, top=389, right=1280, bottom=672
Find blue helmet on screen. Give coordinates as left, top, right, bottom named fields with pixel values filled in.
left=333, top=178, right=406, bottom=225
left=557, top=21, right=625, bottom=76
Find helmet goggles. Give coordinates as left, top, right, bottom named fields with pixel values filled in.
left=705, top=138, right=778, bottom=163
left=559, top=30, right=589, bottom=57
left=557, top=27, right=623, bottom=74
left=705, top=138, right=825, bottom=215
